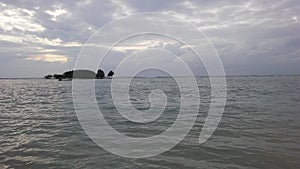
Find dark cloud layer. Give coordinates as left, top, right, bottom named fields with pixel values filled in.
left=0, top=0, right=299, bottom=77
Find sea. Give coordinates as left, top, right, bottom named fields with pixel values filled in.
left=0, top=76, right=300, bottom=169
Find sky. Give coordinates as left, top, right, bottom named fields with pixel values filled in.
left=0, top=0, right=299, bottom=78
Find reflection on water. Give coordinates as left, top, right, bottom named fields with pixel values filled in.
left=0, top=76, right=300, bottom=168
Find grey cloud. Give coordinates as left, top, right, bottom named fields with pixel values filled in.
left=0, top=0, right=299, bottom=77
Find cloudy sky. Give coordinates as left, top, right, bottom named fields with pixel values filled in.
left=0, top=0, right=299, bottom=78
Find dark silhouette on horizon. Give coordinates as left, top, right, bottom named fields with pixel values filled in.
left=45, top=69, right=114, bottom=80
left=107, top=70, right=114, bottom=78
left=44, top=74, right=53, bottom=79
left=96, top=69, right=105, bottom=79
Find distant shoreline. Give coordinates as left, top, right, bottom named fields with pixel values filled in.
left=1, top=74, right=300, bottom=79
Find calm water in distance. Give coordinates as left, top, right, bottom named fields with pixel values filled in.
left=0, top=76, right=300, bottom=168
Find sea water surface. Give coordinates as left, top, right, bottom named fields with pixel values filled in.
left=0, top=76, right=300, bottom=168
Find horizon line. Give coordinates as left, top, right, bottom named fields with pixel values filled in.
left=0, top=73, right=299, bottom=79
